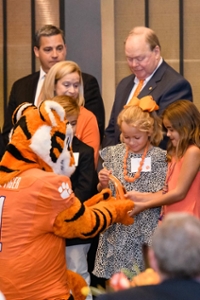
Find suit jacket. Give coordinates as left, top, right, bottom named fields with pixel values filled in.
left=70, top=136, right=98, bottom=202
left=1, top=71, right=105, bottom=159
left=67, top=136, right=98, bottom=246
left=102, top=60, right=193, bottom=148
left=97, top=278, right=200, bottom=300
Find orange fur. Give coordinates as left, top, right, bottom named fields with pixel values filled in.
left=53, top=189, right=134, bottom=239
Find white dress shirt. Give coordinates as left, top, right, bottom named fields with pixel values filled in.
left=34, top=67, right=46, bottom=106
left=126, top=58, right=163, bottom=104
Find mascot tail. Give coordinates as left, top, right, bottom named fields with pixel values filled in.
left=66, top=269, right=87, bottom=300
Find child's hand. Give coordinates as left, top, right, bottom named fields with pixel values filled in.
left=98, top=168, right=112, bottom=189
left=125, top=190, right=141, bottom=201
left=125, top=191, right=150, bottom=216
left=128, top=201, right=147, bottom=216
left=125, top=191, right=149, bottom=202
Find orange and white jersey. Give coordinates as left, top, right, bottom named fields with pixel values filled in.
left=0, top=168, right=74, bottom=300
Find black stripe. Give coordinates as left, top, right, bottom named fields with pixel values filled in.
left=6, top=144, right=36, bottom=164
left=0, top=165, right=16, bottom=173
left=64, top=204, right=113, bottom=237
left=12, top=103, right=35, bottom=125
left=82, top=211, right=101, bottom=237
left=93, top=209, right=108, bottom=233
left=94, top=207, right=113, bottom=233
left=13, top=116, right=32, bottom=140
left=50, top=131, right=66, bottom=162
left=82, top=207, right=113, bottom=237
left=39, top=109, right=45, bottom=122
left=64, top=203, right=85, bottom=222
left=104, top=207, right=113, bottom=222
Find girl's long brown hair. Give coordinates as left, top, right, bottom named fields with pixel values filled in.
left=162, top=100, right=200, bottom=161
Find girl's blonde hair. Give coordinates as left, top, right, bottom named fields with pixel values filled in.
left=162, top=100, right=200, bottom=161
left=117, top=105, right=163, bottom=146
left=41, top=60, right=84, bottom=106
left=52, top=95, right=80, bottom=118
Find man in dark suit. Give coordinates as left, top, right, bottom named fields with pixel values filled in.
left=103, top=26, right=193, bottom=148
left=97, top=212, right=200, bottom=300
left=1, top=24, right=105, bottom=159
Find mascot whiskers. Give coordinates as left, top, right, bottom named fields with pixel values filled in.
left=0, top=100, right=134, bottom=300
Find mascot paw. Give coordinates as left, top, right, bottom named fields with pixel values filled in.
left=113, top=199, right=134, bottom=225
left=66, top=269, right=87, bottom=300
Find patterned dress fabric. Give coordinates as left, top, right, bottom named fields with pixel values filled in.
left=93, top=143, right=167, bottom=278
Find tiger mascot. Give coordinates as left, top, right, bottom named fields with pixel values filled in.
left=0, top=100, right=134, bottom=300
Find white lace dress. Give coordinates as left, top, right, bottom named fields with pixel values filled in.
left=93, top=143, right=167, bottom=279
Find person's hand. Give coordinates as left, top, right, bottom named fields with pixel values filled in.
left=125, top=190, right=150, bottom=202
left=125, top=191, right=151, bottom=216
left=127, top=201, right=147, bottom=217
left=98, top=168, right=112, bottom=190
left=124, top=190, right=143, bottom=201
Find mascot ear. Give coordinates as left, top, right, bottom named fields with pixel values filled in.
left=39, top=100, right=66, bottom=125
left=12, top=102, right=36, bottom=125
left=9, top=103, right=37, bottom=142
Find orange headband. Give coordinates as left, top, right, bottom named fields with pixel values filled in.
left=124, top=96, right=159, bottom=112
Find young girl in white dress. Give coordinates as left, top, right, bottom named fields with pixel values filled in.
left=93, top=96, right=167, bottom=279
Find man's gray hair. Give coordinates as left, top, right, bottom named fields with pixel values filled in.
left=152, top=212, right=200, bottom=278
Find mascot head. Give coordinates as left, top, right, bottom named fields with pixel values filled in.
left=0, top=100, right=75, bottom=185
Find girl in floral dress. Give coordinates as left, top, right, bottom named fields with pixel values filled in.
left=93, top=96, right=167, bottom=279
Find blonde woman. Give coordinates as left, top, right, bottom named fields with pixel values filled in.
left=40, top=60, right=100, bottom=168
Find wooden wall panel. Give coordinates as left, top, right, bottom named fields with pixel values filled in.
left=115, top=0, right=145, bottom=85
left=184, top=0, right=200, bottom=109
left=101, top=0, right=115, bottom=126
left=149, top=0, right=180, bottom=73
left=149, top=0, right=179, bottom=60
left=7, top=0, right=32, bottom=105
